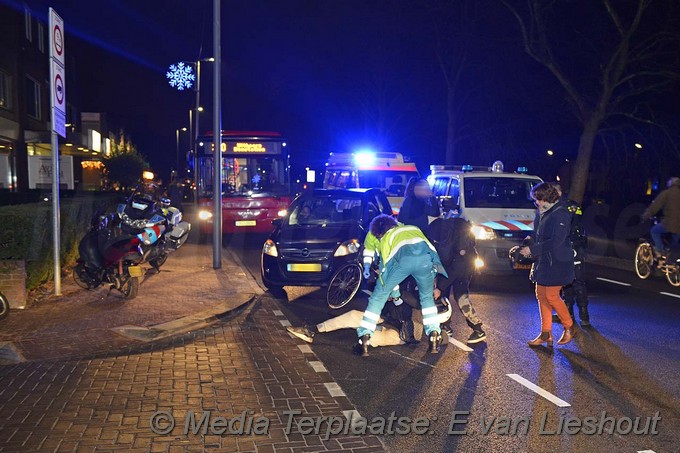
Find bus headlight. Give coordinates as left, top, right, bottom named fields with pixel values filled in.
left=277, top=209, right=287, bottom=217
left=263, top=239, right=279, bottom=257
left=334, top=239, right=361, bottom=257
left=198, top=210, right=213, bottom=221
left=471, top=225, right=496, bottom=240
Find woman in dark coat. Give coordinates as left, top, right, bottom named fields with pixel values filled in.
left=398, top=178, right=440, bottom=234
left=519, top=182, right=575, bottom=347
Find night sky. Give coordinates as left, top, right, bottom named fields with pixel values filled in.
left=6, top=0, right=680, bottom=196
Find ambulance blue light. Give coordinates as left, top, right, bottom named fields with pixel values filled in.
left=354, top=151, right=376, bottom=166
left=462, top=165, right=474, bottom=172
left=517, top=166, right=528, bottom=174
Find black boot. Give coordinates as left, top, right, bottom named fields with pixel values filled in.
left=428, top=331, right=442, bottom=354
left=353, top=334, right=370, bottom=357
left=579, top=306, right=591, bottom=327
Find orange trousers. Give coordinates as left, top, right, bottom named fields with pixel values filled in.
left=535, top=284, right=574, bottom=331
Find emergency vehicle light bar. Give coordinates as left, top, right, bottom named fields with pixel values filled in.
left=430, top=164, right=492, bottom=173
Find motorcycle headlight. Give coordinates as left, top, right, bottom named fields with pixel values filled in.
left=334, top=239, right=361, bottom=257
left=263, top=239, right=278, bottom=257
left=198, top=210, right=213, bottom=221
left=471, top=225, right=496, bottom=240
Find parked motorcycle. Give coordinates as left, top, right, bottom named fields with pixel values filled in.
left=74, top=193, right=191, bottom=299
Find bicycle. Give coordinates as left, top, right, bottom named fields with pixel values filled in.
left=634, top=225, right=680, bottom=287
left=0, top=290, right=9, bottom=320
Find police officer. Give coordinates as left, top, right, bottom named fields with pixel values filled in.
left=553, top=187, right=591, bottom=327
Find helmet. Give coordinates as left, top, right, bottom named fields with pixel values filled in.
left=509, top=245, right=535, bottom=265
left=126, top=193, right=156, bottom=220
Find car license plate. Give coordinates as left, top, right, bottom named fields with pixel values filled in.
left=287, top=263, right=322, bottom=272
left=128, top=265, right=143, bottom=277
left=235, top=220, right=257, bottom=227
left=513, top=263, right=532, bottom=270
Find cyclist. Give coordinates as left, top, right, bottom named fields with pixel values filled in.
left=641, top=177, right=680, bottom=257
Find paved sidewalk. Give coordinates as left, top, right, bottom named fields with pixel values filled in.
left=0, top=240, right=260, bottom=362
left=0, top=293, right=385, bottom=452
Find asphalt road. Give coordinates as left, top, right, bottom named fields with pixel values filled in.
left=225, top=233, right=680, bottom=453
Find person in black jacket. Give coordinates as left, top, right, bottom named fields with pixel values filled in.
left=519, top=182, right=575, bottom=347
left=398, top=178, right=440, bottom=234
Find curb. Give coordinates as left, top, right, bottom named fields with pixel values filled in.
left=0, top=341, right=25, bottom=365
left=111, top=292, right=257, bottom=342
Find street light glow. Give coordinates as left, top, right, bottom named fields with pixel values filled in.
left=635, top=143, right=643, bottom=149
left=197, top=106, right=204, bottom=112
left=547, top=149, right=554, bottom=156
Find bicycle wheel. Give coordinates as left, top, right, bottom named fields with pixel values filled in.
left=666, top=266, right=680, bottom=287
left=635, top=242, right=653, bottom=279
left=326, top=262, right=362, bottom=309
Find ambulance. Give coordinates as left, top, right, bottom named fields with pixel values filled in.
left=322, top=151, right=419, bottom=214
left=428, top=161, right=543, bottom=273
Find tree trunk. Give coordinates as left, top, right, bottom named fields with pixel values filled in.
left=568, top=116, right=602, bottom=204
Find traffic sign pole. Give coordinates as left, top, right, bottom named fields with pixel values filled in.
left=49, top=7, right=65, bottom=296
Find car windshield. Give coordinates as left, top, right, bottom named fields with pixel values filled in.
left=463, top=177, right=541, bottom=209
left=287, top=194, right=363, bottom=226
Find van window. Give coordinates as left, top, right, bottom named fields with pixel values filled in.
left=463, top=177, right=540, bottom=209
left=431, top=177, right=450, bottom=197
left=449, top=178, right=460, bottom=205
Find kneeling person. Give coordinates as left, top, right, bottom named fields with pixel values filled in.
left=356, top=215, right=448, bottom=354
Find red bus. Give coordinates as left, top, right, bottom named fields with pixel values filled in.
left=195, top=131, right=292, bottom=235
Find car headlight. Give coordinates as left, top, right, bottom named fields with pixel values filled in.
left=474, top=258, right=485, bottom=268
left=198, top=210, right=213, bottom=220
left=277, top=209, right=287, bottom=217
left=471, top=225, right=496, bottom=240
left=263, top=239, right=278, bottom=257
left=334, top=239, right=361, bottom=257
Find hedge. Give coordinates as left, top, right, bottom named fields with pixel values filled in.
left=0, top=194, right=120, bottom=290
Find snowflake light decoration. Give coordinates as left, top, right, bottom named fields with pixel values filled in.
left=166, top=62, right=195, bottom=91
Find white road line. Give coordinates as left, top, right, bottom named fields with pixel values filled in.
left=659, top=291, right=680, bottom=299
left=637, top=450, right=657, bottom=453
left=308, top=361, right=328, bottom=373
left=272, top=310, right=284, bottom=316
left=506, top=374, right=571, bottom=408
left=596, top=277, right=631, bottom=287
left=324, top=382, right=346, bottom=397
left=278, top=319, right=291, bottom=327
left=297, top=344, right=313, bottom=354
left=449, top=338, right=474, bottom=352
left=389, top=350, right=436, bottom=368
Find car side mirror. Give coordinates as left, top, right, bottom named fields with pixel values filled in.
left=272, top=218, right=283, bottom=228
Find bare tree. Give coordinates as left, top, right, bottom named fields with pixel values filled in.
left=500, top=0, right=680, bottom=203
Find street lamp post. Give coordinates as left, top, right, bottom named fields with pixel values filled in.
left=212, top=0, right=222, bottom=269
left=175, top=127, right=187, bottom=178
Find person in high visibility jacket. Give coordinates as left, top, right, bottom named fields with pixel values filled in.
left=357, top=214, right=448, bottom=355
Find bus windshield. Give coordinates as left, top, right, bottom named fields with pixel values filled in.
left=463, top=177, right=541, bottom=209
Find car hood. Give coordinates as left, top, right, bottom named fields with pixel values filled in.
left=273, top=223, right=364, bottom=249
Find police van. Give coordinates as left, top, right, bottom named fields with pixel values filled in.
left=323, top=151, right=419, bottom=214
left=428, top=161, right=542, bottom=272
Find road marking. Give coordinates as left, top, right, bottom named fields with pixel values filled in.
left=343, top=410, right=363, bottom=429
left=389, top=350, right=436, bottom=368
left=272, top=310, right=284, bottom=316
left=637, top=450, right=657, bottom=453
left=278, top=319, right=291, bottom=327
left=660, top=291, right=680, bottom=299
left=506, top=374, right=571, bottom=407
left=308, top=361, right=328, bottom=373
left=449, top=338, right=474, bottom=352
left=596, top=277, right=631, bottom=287
left=324, top=382, right=346, bottom=397
left=297, top=344, right=313, bottom=354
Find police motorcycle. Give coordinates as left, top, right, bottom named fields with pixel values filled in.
left=116, top=194, right=191, bottom=271
left=74, top=193, right=191, bottom=299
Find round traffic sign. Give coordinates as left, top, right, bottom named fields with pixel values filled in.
left=54, top=74, right=64, bottom=105
left=53, top=24, right=63, bottom=56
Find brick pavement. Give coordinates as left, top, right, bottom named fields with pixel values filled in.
left=0, top=241, right=260, bottom=362
left=0, top=294, right=386, bottom=452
